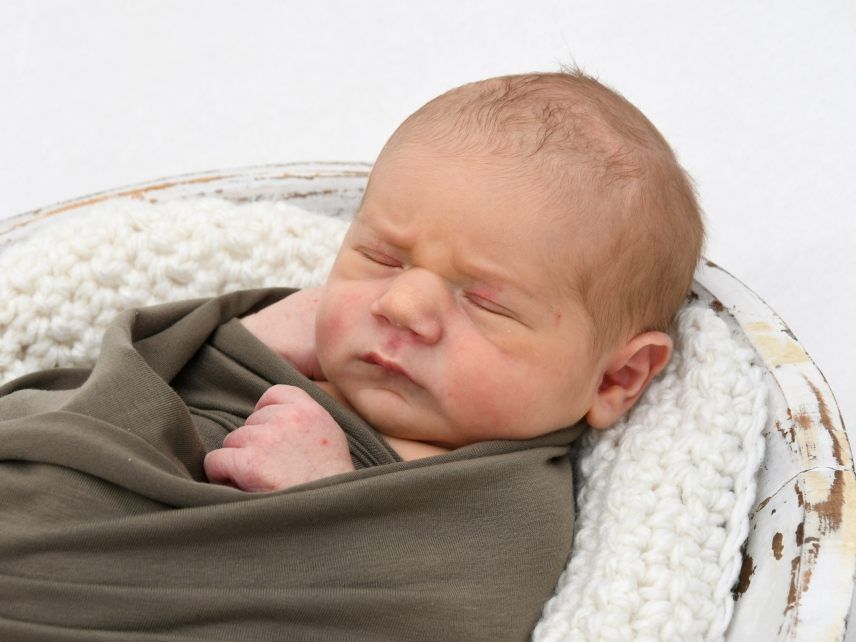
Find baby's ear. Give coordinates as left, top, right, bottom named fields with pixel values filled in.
left=585, top=331, right=672, bottom=430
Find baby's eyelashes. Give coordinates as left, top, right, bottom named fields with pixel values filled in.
left=358, top=247, right=403, bottom=268
left=463, top=293, right=516, bottom=319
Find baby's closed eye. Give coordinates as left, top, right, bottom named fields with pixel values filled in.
left=464, top=293, right=517, bottom=319
left=357, top=247, right=403, bottom=268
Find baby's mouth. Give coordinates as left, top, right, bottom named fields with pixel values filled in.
left=361, top=352, right=413, bottom=382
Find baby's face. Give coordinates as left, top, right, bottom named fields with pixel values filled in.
left=315, top=143, right=607, bottom=447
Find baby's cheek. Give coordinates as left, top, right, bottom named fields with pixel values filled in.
left=315, top=311, right=348, bottom=375
left=322, top=315, right=345, bottom=337
left=442, top=359, right=514, bottom=435
left=340, top=290, right=365, bottom=307
left=317, top=289, right=361, bottom=343
left=452, top=350, right=558, bottom=439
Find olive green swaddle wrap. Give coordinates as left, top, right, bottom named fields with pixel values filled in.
left=0, top=288, right=582, bottom=641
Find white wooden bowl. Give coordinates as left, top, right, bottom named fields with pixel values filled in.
left=2, top=163, right=853, bottom=640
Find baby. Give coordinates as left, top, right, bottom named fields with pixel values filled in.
left=204, top=69, right=704, bottom=492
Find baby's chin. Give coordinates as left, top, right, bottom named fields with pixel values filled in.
left=313, top=379, right=426, bottom=435
left=317, top=379, right=581, bottom=448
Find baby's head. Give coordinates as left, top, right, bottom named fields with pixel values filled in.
left=315, top=70, right=703, bottom=448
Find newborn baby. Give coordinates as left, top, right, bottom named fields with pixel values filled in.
left=205, top=69, right=704, bottom=491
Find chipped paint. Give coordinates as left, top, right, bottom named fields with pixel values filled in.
left=750, top=334, right=810, bottom=367
left=776, top=470, right=856, bottom=639
left=785, top=555, right=801, bottom=616
left=807, top=378, right=848, bottom=468
left=794, top=412, right=813, bottom=430
left=775, top=419, right=797, bottom=447
left=275, top=169, right=369, bottom=180
left=782, top=538, right=823, bottom=629
left=0, top=194, right=106, bottom=235
left=281, top=188, right=337, bottom=200
left=806, top=469, right=845, bottom=533
left=756, top=494, right=773, bottom=513
left=0, top=174, right=236, bottom=239
left=734, top=552, right=756, bottom=596
left=793, top=540, right=823, bottom=614
left=745, top=320, right=772, bottom=333
left=773, top=532, right=784, bottom=560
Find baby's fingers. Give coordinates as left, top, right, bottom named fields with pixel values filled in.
left=221, top=423, right=269, bottom=448
left=253, top=384, right=314, bottom=411
left=204, top=445, right=280, bottom=492
left=203, top=447, right=241, bottom=488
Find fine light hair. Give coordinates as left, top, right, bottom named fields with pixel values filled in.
left=382, top=68, right=705, bottom=351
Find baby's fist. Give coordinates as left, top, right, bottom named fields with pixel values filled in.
left=204, top=385, right=354, bottom=491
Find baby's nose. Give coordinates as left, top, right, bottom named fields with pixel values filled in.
left=370, top=268, right=445, bottom=344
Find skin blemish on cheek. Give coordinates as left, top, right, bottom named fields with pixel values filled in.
left=325, top=315, right=344, bottom=334
left=319, top=438, right=330, bottom=447
left=553, top=310, right=563, bottom=326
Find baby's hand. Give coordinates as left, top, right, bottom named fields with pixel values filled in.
left=241, top=287, right=324, bottom=379
left=204, top=385, right=354, bottom=492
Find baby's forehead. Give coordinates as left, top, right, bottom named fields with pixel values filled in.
left=369, top=142, right=608, bottom=245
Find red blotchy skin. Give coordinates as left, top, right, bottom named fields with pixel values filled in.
left=383, top=335, right=404, bottom=352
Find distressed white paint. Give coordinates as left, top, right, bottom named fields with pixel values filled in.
left=694, top=264, right=855, bottom=640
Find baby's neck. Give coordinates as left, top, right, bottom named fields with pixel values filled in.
left=380, top=434, right=451, bottom=460
left=313, top=381, right=450, bottom=461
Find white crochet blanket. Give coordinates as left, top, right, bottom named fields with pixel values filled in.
left=0, top=198, right=767, bottom=641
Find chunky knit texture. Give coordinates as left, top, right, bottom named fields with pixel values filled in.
left=0, top=198, right=766, bottom=641
left=0, top=198, right=345, bottom=382
left=533, top=304, right=767, bottom=641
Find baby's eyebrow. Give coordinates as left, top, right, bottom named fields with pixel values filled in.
left=353, top=214, right=412, bottom=248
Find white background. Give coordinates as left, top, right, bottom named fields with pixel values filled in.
left=2, top=2, right=853, bottom=445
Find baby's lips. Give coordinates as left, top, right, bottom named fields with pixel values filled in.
left=361, top=352, right=414, bottom=382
